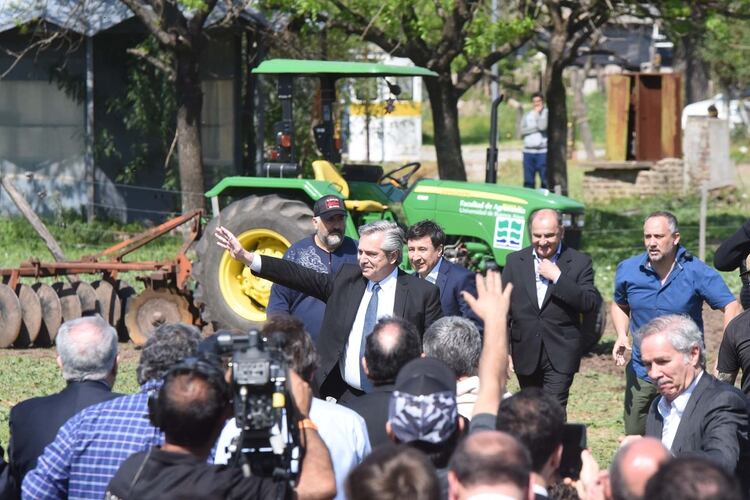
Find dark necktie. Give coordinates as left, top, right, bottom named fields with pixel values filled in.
left=359, top=282, right=380, bottom=392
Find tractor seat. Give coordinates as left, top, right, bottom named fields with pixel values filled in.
left=312, top=160, right=388, bottom=213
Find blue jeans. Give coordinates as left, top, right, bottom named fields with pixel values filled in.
left=523, top=151, right=547, bottom=189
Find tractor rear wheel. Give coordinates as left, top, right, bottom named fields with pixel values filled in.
left=193, top=195, right=313, bottom=331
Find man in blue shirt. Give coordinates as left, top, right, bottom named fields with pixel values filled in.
left=611, top=211, right=741, bottom=436
left=267, top=194, right=358, bottom=343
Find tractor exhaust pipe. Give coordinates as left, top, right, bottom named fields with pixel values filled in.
left=485, top=94, right=505, bottom=184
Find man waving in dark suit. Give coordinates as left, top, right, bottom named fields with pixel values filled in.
left=406, top=220, right=482, bottom=331
left=216, top=220, right=442, bottom=401
left=502, top=208, right=599, bottom=411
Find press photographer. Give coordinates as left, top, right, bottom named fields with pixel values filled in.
left=105, top=353, right=335, bottom=500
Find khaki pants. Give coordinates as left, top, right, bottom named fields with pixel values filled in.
left=624, top=362, right=658, bottom=435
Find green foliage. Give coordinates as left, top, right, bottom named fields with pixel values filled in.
left=582, top=91, right=606, bottom=144
left=0, top=213, right=183, bottom=267
left=179, top=0, right=211, bottom=10
left=703, top=14, right=750, bottom=90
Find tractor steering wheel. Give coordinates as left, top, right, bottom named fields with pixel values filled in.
left=378, top=162, right=421, bottom=189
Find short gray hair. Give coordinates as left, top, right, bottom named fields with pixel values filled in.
left=359, top=220, right=404, bottom=261
left=634, top=315, right=705, bottom=367
left=56, top=316, right=118, bottom=382
left=136, top=323, right=202, bottom=385
left=645, top=211, right=679, bottom=234
left=423, top=316, right=481, bottom=377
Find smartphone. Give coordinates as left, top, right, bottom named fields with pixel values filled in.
left=558, top=423, right=587, bottom=480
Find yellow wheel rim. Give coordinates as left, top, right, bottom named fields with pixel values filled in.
left=218, top=228, right=291, bottom=322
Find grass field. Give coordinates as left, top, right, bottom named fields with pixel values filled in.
left=0, top=162, right=748, bottom=468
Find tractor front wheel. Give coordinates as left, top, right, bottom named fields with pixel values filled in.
left=193, top=195, right=313, bottom=331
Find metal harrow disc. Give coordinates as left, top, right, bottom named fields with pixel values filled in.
left=33, top=282, right=62, bottom=346
left=74, top=281, right=99, bottom=317
left=124, top=288, right=193, bottom=346
left=52, top=282, right=82, bottom=323
left=0, top=283, right=22, bottom=348
left=92, top=280, right=121, bottom=327
left=14, top=283, right=42, bottom=347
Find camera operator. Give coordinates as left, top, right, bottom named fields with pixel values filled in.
left=105, top=357, right=335, bottom=500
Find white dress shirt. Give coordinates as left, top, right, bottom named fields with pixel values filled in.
left=532, top=244, right=562, bottom=308
left=342, top=267, right=399, bottom=389
left=425, top=257, right=442, bottom=284
left=657, top=370, right=704, bottom=450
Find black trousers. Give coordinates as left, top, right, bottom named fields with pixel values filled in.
left=516, top=343, right=575, bottom=416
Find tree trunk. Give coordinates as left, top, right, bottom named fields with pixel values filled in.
left=175, top=51, right=206, bottom=213
left=681, top=34, right=711, bottom=104
left=424, top=76, right=467, bottom=181
left=544, top=32, right=569, bottom=195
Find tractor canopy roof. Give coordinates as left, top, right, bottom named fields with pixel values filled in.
left=252, top=58, right=438, bottom=78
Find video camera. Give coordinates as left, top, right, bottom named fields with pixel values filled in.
left=211, top=329, right=301, bottom=483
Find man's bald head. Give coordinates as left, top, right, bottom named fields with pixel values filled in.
left=448, top=431, right=531, bottom=500
left=529, top=208, right=562, bottom=228
left=609, top=437, right=670, bottom=500
left=530, top=209, right=563, bottom=260
left=364, top=316, right=421, bottom=385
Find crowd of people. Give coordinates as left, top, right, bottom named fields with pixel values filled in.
left=1, top=195, right=749, bottom=500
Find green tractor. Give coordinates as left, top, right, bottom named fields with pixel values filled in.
left=193, top=59, right=595, bottom=338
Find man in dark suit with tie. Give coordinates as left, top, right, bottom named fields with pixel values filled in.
left=406, top=220, right=481, bottom=331
left=215, top=220, right=442, bottom=400
left=641, top=314, right=750, bottom=491
left=6, top=316, right=120, bottom=498
left=501, top=208, right=599, bottom=411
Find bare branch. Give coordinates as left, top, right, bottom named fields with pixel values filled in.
left=0, top=30, right=65, bottom=79
left=119, top=0, right=176, bottom=47
left=454, top=30, right=536, bottom=95
left=126, top=47, right=176, bottom=80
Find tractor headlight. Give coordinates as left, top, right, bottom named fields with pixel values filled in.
left=561, top=213, right=573, bottom=228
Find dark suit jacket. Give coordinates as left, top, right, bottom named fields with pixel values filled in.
left=435, top=259, right=482, bottom=331
left=645, top=373, right=750, bottom=481
left=341, top=383, right=395, bottom=448
left=257, top=257, right=443, bottom=396
left=501, top=245, right=599, bottom=375
left=7, top=380, right=120, bottom=498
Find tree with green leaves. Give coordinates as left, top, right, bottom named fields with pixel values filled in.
left=118, top=0, right=214, bottom=212
left=264, top=0, right=536, bottom=181
left=639, top=2, right=750, bottom=105
left=528, top=0, right=613, bottom=195
left=703, top=14, right=750, bottom=101
left=119, top=0, right=262, bottom=212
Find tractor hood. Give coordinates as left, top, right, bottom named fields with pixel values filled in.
left=402, top=179, right=586, bottom=265
left=408, top=179, right=585, bottom=211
